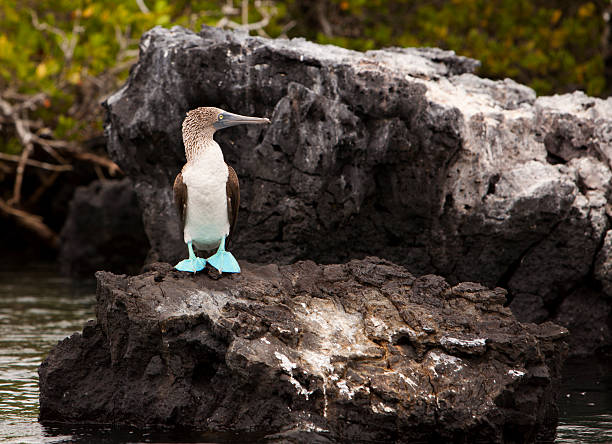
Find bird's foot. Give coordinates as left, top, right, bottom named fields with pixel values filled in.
left=207, top=250, right=240, bottom=273
left=174, top=256, right=206, bottom=273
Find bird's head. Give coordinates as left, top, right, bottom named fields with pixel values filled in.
left=182, top=106, right=270, bottom=139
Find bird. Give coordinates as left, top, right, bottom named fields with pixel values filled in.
left=173, top=106, right=270, bottom=273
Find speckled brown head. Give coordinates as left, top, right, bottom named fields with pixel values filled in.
left=182, top=106, right=270, bottom=161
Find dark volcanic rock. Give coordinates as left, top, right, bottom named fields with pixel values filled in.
left=59, top=178, right=149, bottom=276
left=39, top=258, right=567, bottom=443
left=104, top=26, right=612, bottom=356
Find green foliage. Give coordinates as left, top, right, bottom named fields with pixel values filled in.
left=2, top=137, right=22, bottom=155
left=284, top=0, right=608, bottom=97
left=0, top=0, right=608, bottom=157
left=0, top=0, right=237, bottom=153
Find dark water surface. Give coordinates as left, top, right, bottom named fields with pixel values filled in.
left=556, top=357, right=612, bottom=443
left=0, top=265, right=611, bottom=443
left=0, top=265, right=95, bottom=443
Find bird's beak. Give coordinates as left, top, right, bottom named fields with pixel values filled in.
left=213, top=112, right=270, bottom=129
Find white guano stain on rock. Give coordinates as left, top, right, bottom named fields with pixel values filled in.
left=274, top=352, right=313, bottom=399
left=292, top=298, right=379, bottom=378
left=280, top=297, right=383, bottom=406
left=398, top=372, right=418, bottom=389
left=440, top=336, right=487, bottom=348
left=336, top=380, right=370, bottom=400
left=295, top=421, right=329, bottom=433
left=322, top=384, right=328, bottom=418
left=336, top=380, right=351, bottom=398
left=371, top=401, right=396, bottom=414
left=274, top=352, right=297, bottom=372
left=428, top=351, right=464, bottom=376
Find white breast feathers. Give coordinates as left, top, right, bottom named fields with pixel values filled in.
left=181, top=143, right=230, bottom=250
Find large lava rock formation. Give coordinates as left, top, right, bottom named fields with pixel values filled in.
left=104, top=26, right=612, bottom=356
left=39, top=258, right=567, bottom=443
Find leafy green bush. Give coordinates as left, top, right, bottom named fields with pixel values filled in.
left=0, top=0, right=607, bottom=246
left=286, top=0, right=608, bottom=97
left=0, top=0, right=608, bottom=154
left=0, top=1, right=197, bottom=142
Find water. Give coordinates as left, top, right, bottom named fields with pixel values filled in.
left=0, top=265, right=95, bottom=443
left=0, top=265, right=610, bottom=443
left=556, top=358, right=612, bottom=443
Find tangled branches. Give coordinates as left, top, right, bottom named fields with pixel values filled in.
left=0, top=5, right=132, bottom=249
left=0, top=90, right=121, bottom=248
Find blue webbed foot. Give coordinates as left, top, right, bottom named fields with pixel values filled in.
left=175, top=240, right=206, bottom=273
left=207, top=250, right=240, bottom=273
left=207, top=236, right=240, bottom=273
left=175, top=257, right=206, bottom=273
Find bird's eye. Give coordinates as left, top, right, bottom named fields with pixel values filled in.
left=218, top=114, right=224, bottom=120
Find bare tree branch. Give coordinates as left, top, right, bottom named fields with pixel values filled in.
left=216, top=0, right=275, bottom=34
left=37, top=142, right=69, bottom=165
left=135, top=0, right=150, bottom=14
left=0, top=95, right=37, bottom=204
left=67, top=150, right=122, bottom=175
left=27, top=170, right=61, bottom=206
left=0, top=198, right=59, bottom=248
left=316, top=0, right=333, bottom=38
left=0, top=153, right=73, bottom=172
left=0, top=91, right=121, bottom=208
left=9, top=142, right=33, bottom=205
left=30, top=10, right=84, bottom=69
left=222, top=0, right=240, bottom=15
left=242, top=0, right=249, bottom=25
left=279, top=19, right=297, bottom=38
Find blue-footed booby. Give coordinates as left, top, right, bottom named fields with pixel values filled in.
left=174, top=107, right=269, bottom=273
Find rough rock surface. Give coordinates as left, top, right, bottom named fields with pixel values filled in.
left=39, top=258, right=567, bottom=443
left=59, top=178, right=149, bottom=276
left=104, top=26, right=612, bottom=356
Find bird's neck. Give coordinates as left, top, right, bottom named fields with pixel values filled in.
left=184, top=128, right=220, bottom=163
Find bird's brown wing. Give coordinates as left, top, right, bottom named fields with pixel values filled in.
left=173, top=170, right=187, bottom=233
left=226, top=164, right=240, bottom=247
